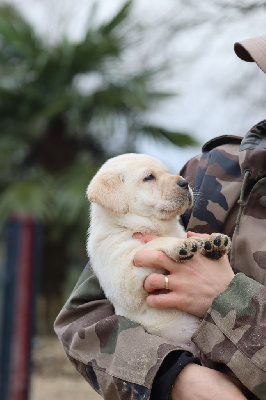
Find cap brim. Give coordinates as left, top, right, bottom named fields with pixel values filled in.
left=234, top=34, right=266, bottom=74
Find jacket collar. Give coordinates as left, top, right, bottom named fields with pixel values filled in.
left=239, top=120, right=266, bottom=181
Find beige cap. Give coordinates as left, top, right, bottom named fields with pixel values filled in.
left=234, top=34, right=266, bottom=74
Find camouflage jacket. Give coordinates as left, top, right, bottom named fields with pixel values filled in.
left=54, top=120, right=266, bottom=400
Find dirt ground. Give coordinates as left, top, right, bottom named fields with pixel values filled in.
left=30, top=335, right=101, bottom=400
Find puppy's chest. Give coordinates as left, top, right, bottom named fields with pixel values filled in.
left=161, top=225, right=186, bottom=239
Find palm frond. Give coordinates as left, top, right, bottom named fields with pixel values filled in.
left=0, top=174, right=55, bottom=221
left=55, top=160, right=100, bottom=225
left=141, top=125, right=198, bottom=147
left=100, top=1, right=133, bottom=35
left=0, top=4, right=44, bottom=62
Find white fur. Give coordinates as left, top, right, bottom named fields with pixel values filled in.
left=87, top=153, right=200, bottom=355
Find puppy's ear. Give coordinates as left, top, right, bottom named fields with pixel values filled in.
left=87, top=171, right=129, bottom=215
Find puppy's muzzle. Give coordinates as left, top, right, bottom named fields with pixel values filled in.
left=177, top=178, right=189, bottom=190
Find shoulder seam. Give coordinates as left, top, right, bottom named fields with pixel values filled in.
left=202, top=135, right=243, bottom=152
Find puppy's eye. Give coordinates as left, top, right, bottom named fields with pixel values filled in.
left=143, top=174, right=155, bottom=182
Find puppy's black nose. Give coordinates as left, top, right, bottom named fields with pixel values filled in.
left=178, top=178, right=189, bottom=190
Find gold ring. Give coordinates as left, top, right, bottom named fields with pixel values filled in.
left=165, top=275, right=169, bottom=290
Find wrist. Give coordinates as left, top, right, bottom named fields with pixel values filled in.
left=151, top=351, right=201, bottom=400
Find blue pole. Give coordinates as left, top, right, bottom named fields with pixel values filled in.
left=0, top=219, right=21, bottom=400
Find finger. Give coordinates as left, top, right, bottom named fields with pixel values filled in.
left=134, top=250, right=177, bottom=271
left=133, top=232, right=158, bottom=243
left=187, top=231, right=209, bottom=239
left=144, top=273, right=169, bottom=292
left=147, top=292, right=178, bottom=309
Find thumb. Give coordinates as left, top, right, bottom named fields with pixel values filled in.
left=187, top=231, right=210, bottom=239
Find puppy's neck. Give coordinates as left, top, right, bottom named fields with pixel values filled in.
left=90, top=204, right=185, bottom=238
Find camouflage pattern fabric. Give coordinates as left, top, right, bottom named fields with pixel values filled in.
left=182, top=120, right=266, bottom=399
left=55, top=264, right=179, bottom=399
left=54, top=120, right=266, bottom=399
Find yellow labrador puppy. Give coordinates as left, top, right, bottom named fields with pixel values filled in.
left=87, top=153, right=230, bottom=355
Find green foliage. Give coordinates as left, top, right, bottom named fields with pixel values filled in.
left=0, top=2, right=197, bottom=290
left=0, top=173, right=54, bottom=220
left=0, top=1, right=196, bottom=222
left=100, top=1, right=132, bottom=35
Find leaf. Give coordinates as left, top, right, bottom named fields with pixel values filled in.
left=84, top=1, right=99, bottom=31
left=141, top=125, right=198, bottom=147
left=55, top=160, right=100, bottom=225
left=0, top=174, right=55, bottom=222
left=0, top=4, right=44, bottom=61
left=100, top=1, right=133, bottom=35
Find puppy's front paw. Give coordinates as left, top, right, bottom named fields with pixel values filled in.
left=174, top=238, right=204, bottom=261
left=201, top=233, right=231, bottom=260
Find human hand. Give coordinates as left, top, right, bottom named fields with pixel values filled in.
left=133, top=232, right=234, bottom=318
left=171, top=364, right=246, bottom=400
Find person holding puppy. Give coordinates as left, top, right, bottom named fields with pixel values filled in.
left=54, top=34, right=266, bottom=400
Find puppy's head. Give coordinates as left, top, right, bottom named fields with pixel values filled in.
left=87, top=154, right=193, bottom=219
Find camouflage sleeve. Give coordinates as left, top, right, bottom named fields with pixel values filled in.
left=192, top=273, right=266, bottom=400
left=54, top=263, right=185, bottom=400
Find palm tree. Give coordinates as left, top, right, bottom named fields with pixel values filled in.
left=0, top=1, right=196, bottom=329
